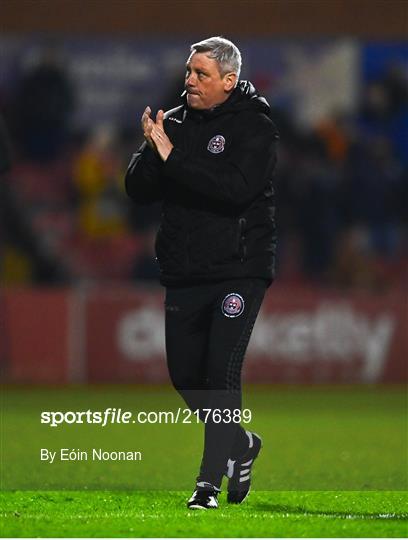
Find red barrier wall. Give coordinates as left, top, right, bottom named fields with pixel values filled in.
left=1, top=289, right=70, bottom=383
left=1, top=286, right=406, bottom=384
left=85, top=287, right=166, bottom=383
left=245, top=287, right=407, bottom=384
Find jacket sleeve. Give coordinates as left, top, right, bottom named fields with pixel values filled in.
left=163, top=121, right=278, bottom=206
left=125, top=141, right=164, bottom=205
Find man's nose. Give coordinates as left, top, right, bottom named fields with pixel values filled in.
left=186, top=73, right=196, bottom=86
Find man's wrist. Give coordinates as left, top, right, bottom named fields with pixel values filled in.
left=162, top=146, right=174, bottom=162
left=163, top=147, right=183, bottom=176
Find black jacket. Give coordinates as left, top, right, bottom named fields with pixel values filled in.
left=125, top=81, right=279, bottom=286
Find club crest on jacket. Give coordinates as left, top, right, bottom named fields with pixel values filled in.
left=207, top=135, right=225, bottom=154
left=222, top=293, right=245, bottom=318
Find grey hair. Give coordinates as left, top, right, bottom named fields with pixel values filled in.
left=190, top=36, right=242, bottom=80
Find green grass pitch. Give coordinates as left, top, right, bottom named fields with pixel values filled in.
left=1, top=385, right=407, bottom=537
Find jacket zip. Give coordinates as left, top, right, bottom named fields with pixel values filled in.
left=238, top=217, right=247, bottom=263
left=185, top=230, right=191, bottom=276
left=184, top=120, right=203, bottom=277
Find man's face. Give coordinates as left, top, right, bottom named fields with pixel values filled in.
left=185, top=52, right=236, bottom=110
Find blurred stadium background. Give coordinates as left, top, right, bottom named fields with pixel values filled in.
left=0, top=0, right=407, bottom=387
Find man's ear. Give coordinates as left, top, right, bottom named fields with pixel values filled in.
left=223, top=72, right=237, bottom=92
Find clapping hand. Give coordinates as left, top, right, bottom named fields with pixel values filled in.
left=141, top=107, right=173, bottom=162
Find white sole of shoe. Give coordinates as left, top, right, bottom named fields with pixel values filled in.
left=188, top=504, right=216, bottom=510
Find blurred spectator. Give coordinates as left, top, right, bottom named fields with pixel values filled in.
left=358, top=64, right=408, bottom=165
left=316, top=112, right=350, bottom=164
left=13, top=46, right=75, bottom=162
left=342, top=137, right=403, bottom=257
left=0, top=118, right=71, bottom=285
left=73, top=125, right=128, bottom=238
left=1, top=167, right=74, bottom=284
left=68, top=125, right=141, bottom=281
left=276, top=132, right=341, bottom=283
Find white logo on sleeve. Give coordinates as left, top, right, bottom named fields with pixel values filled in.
left=207, top=135, right=225, bottom=154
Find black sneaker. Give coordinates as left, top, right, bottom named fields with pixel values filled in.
left=187, top=481, right=220, bottom=510
left=226, top=431, right=262, bottom=504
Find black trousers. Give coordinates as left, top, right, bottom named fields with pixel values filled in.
left=165, top=278, right=267, bottom=488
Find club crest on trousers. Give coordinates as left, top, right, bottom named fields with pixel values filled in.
left=222, top=293, right=245, bottom=318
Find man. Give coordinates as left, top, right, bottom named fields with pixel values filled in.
left=125, top=36, right=278, bottom=509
